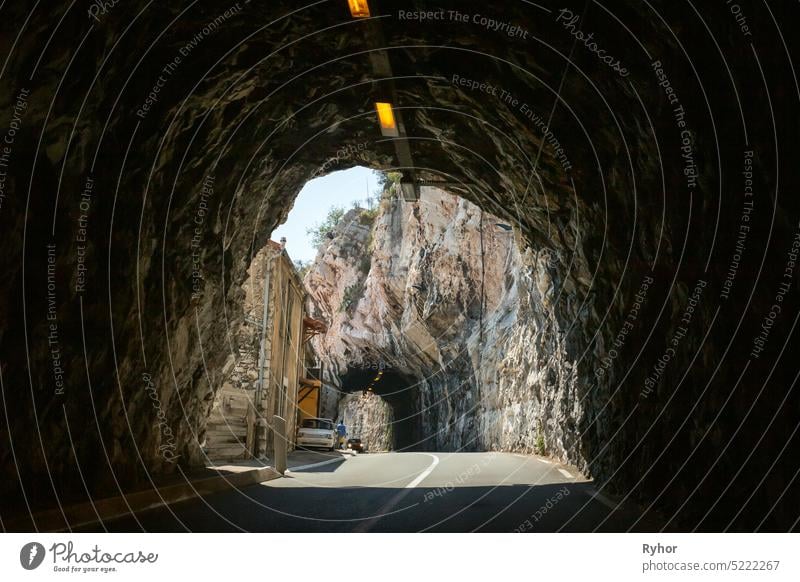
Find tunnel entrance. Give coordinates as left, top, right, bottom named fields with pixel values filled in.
left=300, top=177, right=521, bottom=456
left=2, top=0, right=797, bottom=534
left=337, top=367, right=421, bottom=451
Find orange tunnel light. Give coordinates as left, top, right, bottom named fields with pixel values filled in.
left=375, top=102, right=399, bottom=137
left=348, top=0, right=370, bottom=18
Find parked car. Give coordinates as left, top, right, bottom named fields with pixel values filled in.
left=296, top=418, right=336, bottom=450
left=346, top=438, right=364, bottom=453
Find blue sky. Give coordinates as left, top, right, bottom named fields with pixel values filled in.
left=271, top=166, right=381, bottom=263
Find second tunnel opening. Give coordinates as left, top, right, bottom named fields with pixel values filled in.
left=336, top=367, right=422, bottom=452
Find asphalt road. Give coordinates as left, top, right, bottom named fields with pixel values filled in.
left=97, top=452, right=666, bottom=532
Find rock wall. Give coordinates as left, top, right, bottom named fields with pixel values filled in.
left=204, top=243, right=278, bottom=461
left=307, top=186, right=583, bottom=467
left=1, top=0, right=797, bottom=530
left=338, top=392, right=393, bottom=452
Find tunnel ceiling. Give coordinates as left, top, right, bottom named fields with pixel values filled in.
left=0, top=0, right=798, bottom=530
left=338, top=367, right=419, bottom=406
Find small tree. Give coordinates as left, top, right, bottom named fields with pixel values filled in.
left=307, top=205, right=346, bottom=249
left=376, top=171, right=402, bottom=193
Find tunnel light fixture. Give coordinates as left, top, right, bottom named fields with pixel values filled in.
left=348, top=0, right=370, bottom=18
left=375, top=102, right=399, bottom=137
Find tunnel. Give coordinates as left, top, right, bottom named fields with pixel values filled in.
left=0, top=0, right=799, bottom=532
left=337, top=367, right=422, bottom=451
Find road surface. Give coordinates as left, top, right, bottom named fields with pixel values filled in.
left=93, top=452, right=665, bottom=532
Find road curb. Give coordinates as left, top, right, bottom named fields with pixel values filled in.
left=5, top=465, right=281, bottom=532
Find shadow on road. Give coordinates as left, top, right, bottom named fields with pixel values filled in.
left=92, top=480, right=670, bottom=533
left=285, top=459, right=346, bottom=474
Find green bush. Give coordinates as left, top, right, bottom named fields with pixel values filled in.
left=358, top=253, right=371, bottom=276
left=535, top=433, right=546, bottom=455
left=306, top=206, right=345, bottom=249
left=359, top=206, right=379, bottom=225
left=340, top=281, right=365, bottom=313
left=377, top=171, right=402, bottom=191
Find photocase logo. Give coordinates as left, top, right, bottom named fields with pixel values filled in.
left=20, top=542, right=46, bottom=570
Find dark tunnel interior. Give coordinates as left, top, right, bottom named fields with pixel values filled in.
left=338, top=367, right=421, bottom=451
left=0, top=0, right=798, bottom=536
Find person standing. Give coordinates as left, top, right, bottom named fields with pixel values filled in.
left=336, top=419, right=347, bottom=450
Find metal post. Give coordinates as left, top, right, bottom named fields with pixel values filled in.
left=276, top=269, right=293, bottom=416
left=273, top=415, right=287, bottom=474
left=254, top=251, right=274, bottom=458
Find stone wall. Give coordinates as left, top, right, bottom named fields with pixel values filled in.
left=338, top=392, right=393, bottom=452
left=0, top=0, right=797, bottom=530
left=307, top=186, right=583, bottom=467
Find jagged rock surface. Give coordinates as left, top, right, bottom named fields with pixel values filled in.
left=338, top=392, right=393, bottom=452
left=308, top=187, right=583, bottom=468
left=1, top=1, right=797, bottom=530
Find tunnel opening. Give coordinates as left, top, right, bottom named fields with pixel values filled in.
left=336, top=367, right=422, bottom=452
left=295, top=170, right=529, bottom=458
left=205, top=162, right=521, bottom=464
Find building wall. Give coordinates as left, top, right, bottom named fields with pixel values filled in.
left=297, top=389, right=319, bottom=420
left=206, top=243, right=309, bottom=462
left=261, top=250, right=307, bottom=455
left=204, top=384, right=252, bottom=461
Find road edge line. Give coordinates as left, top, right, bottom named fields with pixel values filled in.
left=405, top=453, right=440, bottom=489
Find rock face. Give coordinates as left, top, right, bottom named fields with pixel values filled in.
left=338, top=392, right=393, bottom=452
left=309, top=186, right=582, bottom=465
left=1, top=1, right=798, bottom=531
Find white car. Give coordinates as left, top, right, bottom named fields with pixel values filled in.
left=296, top=418, right=336, bottom=450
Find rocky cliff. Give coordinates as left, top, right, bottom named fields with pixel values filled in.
left=306, top=185, right=583, bottom=467
left=338, top=392, right=393, bottom=452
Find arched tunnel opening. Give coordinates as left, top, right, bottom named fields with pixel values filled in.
left=337, top=367, right=421, bottom=451
left=0, top=0, right=798, bottom=535
left=298, top=170, right=526, bottom=458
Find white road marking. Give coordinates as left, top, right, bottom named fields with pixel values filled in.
left=558, top=468, right=574, bottom=479
left=405, top=453, right=440, bottom=488
left=514, top=453, right=556, bottom=466
left=354, top=453, right=440, bottom=532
